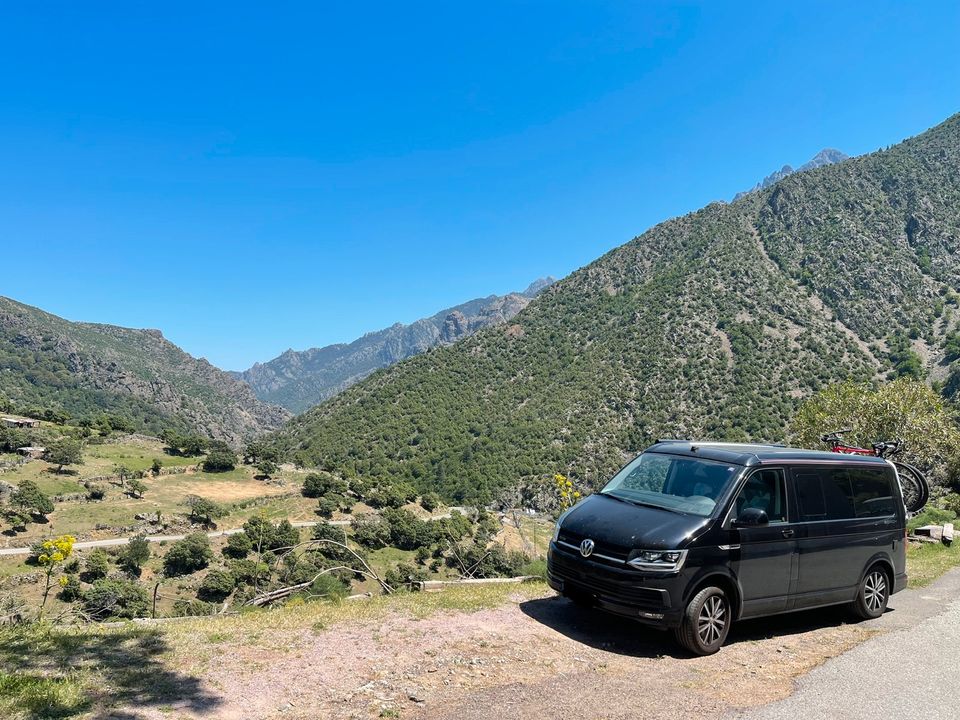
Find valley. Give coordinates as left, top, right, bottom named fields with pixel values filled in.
left=2, top=92, right=960, bottom=720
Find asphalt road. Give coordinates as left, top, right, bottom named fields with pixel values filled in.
left=734, top=569, right=960, bottom=719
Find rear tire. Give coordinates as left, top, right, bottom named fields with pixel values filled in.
left=851, top=565, right=889, bottom=619
left=673, top=586, right=731, bottom=655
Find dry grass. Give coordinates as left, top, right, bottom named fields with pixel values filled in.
left=906, top=540, right=960, bottom=587
left=1, top=438, right=310, bottom=543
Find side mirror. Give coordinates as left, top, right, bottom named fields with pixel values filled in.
left=733, top=507, right=769, bottom=527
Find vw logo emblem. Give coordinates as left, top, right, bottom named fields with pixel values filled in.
left=580, top=539, right=595, bottom=557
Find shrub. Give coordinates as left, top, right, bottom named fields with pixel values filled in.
left=315, top=497, right=337, bottom=519
left=223, top=532, right=252, bottom=559
left=272, top=520, right=300, bottom=550
left=10, top=480, right=53, bottom=519
left=367, top=482, right=417, bottom=509
left=121, top=535, right=151, bottom=571
left=445, top=542, right=529, bottom=579
left=420, top=492, right=441, bottom=513
left=350, top=513, right=391, bottom=549
left=241, top=515, right=298, bottom=552
left=302, top=471, right=348, bottom=498
left=256, top=460, right=278, bottom=478
left=384, top=562, right=428, bottom=590
left=86, top=484, right=106, bottom=501
left=308, top=573, right=350, bottom=601
left=83, top=549, right=110, bottom=581
left=172, top=599, right=217, bottom=617
left=907, top=505, right=958, bottom=533
left=382, top=508, right=434, bottom=550
left=185, top=495, right=225, bottom=525
left=310, top=523, right=356, bottom=565
left=519, top=558, right=547, bottom=580
left=202, top=448, right=237, bottom=473
left=58, top=574, right=82, bottom=602
left=197, top=569, right=235, bottom=601
left=163, top=533, right=213, bottom=576
left=82, top=578, right=149, bottom=620
left=227, top=558, right=270, bottom=586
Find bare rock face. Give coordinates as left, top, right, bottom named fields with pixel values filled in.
left=440, top=311, right=469, bottom=343
left=733, top=148, right=849, bottom=201
left=236, top=277, right=556, bottom=413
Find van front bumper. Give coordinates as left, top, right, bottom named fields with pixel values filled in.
left=547, top=542, right=687, bottom=628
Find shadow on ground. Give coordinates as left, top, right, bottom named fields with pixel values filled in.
left=520, top=595, right=868, bottom=659
left=0, top=622, right=221, bottom=719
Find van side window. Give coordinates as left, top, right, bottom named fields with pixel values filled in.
left=850, top=468, right=895, bottom=517
left=794, top=470, right=826, bottom=520
left=735, top=469, right=786, bottom=522
left=794, top=468, right=857, bottom=521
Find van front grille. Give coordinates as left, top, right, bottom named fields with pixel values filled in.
left=549, top=547, right=666, bottom=610
left=557, top=529, right=631, bottom=562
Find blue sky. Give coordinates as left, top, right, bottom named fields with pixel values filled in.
left=2, top=2, right=958, bottom=370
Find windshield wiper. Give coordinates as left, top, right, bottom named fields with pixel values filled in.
left=600, top=492, right=687, bottom=515
left=599, top=491, right=638, bottom=506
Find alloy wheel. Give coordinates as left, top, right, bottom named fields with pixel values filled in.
left=864, top=571, right=887, bottom=613
left=697, top=594, right=727, bottom=646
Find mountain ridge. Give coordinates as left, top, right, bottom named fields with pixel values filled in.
left=0, top=296, right=290, bottom=444
left=234, top=277, right=556, bottom=413
left=733, top=148, right=849, bottom=200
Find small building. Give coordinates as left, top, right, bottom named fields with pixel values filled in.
left=17, top=446, right=46, bottom=459
left=2, top=416, right=40, bottom=429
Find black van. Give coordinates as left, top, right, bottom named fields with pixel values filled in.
left=546, top=441, right=907, bottom=655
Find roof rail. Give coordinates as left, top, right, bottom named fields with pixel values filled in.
left=655, top=438, right=689, bottom=443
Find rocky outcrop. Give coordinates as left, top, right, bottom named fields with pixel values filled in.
left=236, top=278, right=556, bottom=413
left=734, top=148, right=849, bottom=201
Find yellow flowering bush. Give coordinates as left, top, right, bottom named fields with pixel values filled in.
left=553, top=474, right=582, bottom=512
left=37, top=534, right=76, bottom=616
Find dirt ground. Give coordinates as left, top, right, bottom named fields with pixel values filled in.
left=133, top=587, right=876, bottom=720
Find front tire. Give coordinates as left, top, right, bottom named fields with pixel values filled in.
left=852, top=565, right=889, bottom=619
left=673, top=586, right=731, bottom=655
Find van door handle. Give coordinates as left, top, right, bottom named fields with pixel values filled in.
left=781, top=529, right=795, bottom=538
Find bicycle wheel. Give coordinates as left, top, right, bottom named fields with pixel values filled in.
left=892, top=461, right=929, bottom=514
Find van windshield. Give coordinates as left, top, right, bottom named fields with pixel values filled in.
left=601, top=452, right=741, bottom=517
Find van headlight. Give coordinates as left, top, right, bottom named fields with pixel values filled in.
left=627, top=549, right=688, bottom=572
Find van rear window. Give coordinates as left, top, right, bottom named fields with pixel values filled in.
left=793, top=466, right=894, bottom=521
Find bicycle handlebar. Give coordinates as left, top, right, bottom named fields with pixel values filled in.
left=819, top=428, right=852, bottom=443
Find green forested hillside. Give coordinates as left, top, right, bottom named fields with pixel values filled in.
left=271, top=114, right=960, bottom=503
left=0, top=298, right=290, bottom=444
